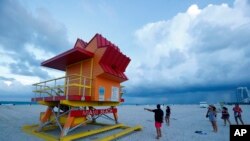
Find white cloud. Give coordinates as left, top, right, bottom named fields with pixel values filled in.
left=130, top=0, right=250, bottom=91
left=0, top=79, right=32, bottom=96
left=4, top=81, right=12, bottom=86
left=187, top=4, right=201, bottom=18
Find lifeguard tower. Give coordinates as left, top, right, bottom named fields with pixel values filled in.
left=23, top=34, right=142, bottom=141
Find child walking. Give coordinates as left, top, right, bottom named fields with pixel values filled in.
left=221, top=106, right=231, bottom=126
left=233, top=104, right=244, bottom=125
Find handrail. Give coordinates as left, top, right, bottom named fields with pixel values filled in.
left=32, top=74, right=92, bottom=98
left=33, top=74, right=91, bottom=85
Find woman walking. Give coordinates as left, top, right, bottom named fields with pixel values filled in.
left=165, top=106, right=171, bottom=126
left=207, top=105, right=218, bottom=132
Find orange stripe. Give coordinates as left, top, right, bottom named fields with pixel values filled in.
left=64, top=116, right=75, bottom=129
left=41, top=107, right=52, bottom=123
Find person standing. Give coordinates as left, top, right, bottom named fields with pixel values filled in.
left=221, top=106, right=231, bottom=126
left=165, top=106, right=171, bottom=126
left=207, top=105, right=218, bottom=133
left=144, top=104, right=164, bottom=139
left=233, top=104, right=244, bottom=125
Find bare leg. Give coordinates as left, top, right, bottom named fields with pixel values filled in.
left=156, top=128, right=160, bottom=139
left=235, top=117, right=239, bottom=125
left=212, top=121, right=218, bottom=132
left=210, top=121, right=214, bottom=131
left=238, top=117, right=244, bottom=125
left=166, top=116, right=170, bottom=126
left=214, top=122, right=218, bottom=132
left=156, top=128, right=158, bottom=138
left=227, top=119, right=231, bottom=125
left=159, top=128, right=162, bottom=137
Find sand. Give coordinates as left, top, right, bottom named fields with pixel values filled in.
left=0, top=104, right=249, bottom=141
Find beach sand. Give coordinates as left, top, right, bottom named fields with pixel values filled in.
left=0, top=104, right=249, bottom=141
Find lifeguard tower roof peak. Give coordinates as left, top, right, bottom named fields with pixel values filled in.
left=41, top=33, right=130, bottom=81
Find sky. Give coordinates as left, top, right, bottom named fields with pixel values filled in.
left=0, top=0, right=250, bottom=104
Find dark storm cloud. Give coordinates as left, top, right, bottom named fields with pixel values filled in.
left=9, top=60, right=49, bottom=78
left=0, top=80, right=32, bottom=96
left=124, top=84, right=244, bottom=104
left=0, top=76, right=15, bottom=81
left=126, top=82, right=248, bottom=97
left=0, top=0, right=70, bottom=78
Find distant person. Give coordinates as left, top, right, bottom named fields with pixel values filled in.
left=233, top=104, right=244, bottom=125
left=165, top=106, right=171, bottom=126
left=221, top=106, right=231, bottom=126
left=144, top=104, right=164, bottom=139
left=206, top=105, right=218, bottom=132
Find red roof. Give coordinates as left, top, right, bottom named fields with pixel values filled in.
left=74, top=38, right=88, bottom=49
left=99, top=46, right=131, bottom=81
left=41, top=33, right=131, bottom=79
left=93, top=33, right=130, bottom=81
left=95, top=34, right=119, bottom=49
left=42, top=47, right=94, bottom=71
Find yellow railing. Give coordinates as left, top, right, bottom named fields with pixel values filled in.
left=33, top=74, right=92, bottom=98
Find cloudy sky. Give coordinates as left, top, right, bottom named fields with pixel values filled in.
left=1, top=0, right=250, bottom=104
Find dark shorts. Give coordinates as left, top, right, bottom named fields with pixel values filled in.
left=221, top=115, right=229, bottom=119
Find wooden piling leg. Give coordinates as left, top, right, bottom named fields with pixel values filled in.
left=41, top=107, right=53, bottom=122
left=36, top=106, right=53, bottom=132
left=111, top=106, right=118, bottom=124
left=61, top=116, right=75, bottom=137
